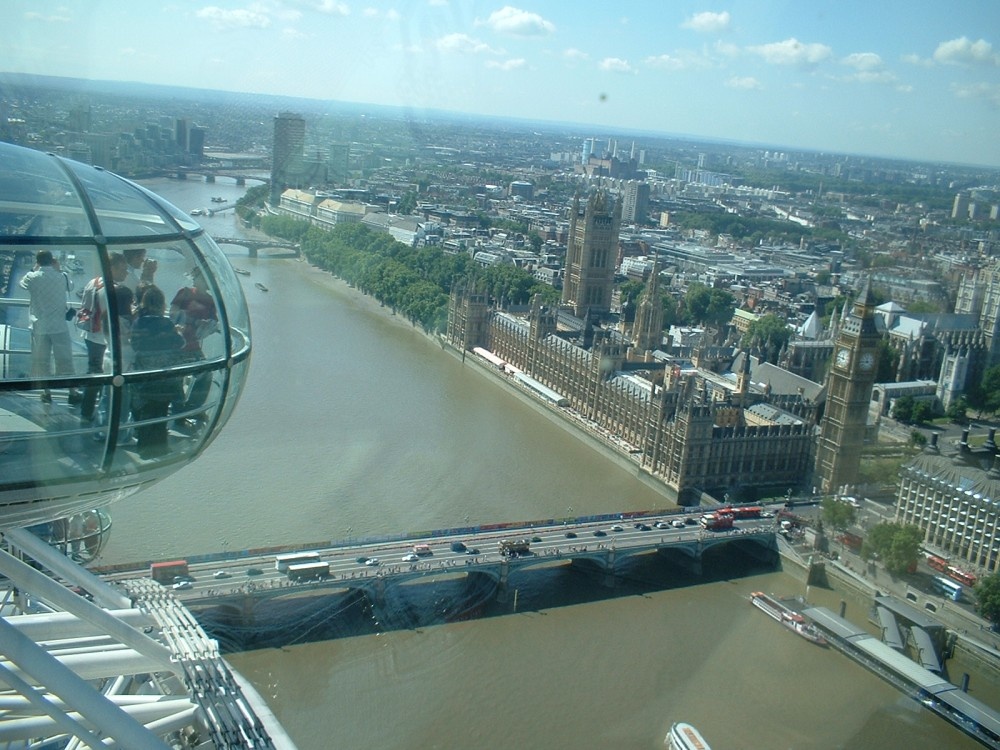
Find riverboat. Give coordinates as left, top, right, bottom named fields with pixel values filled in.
left=750, top=591, right=826, bottom=645
left=665, top=721, right=711, bottom=750
left=211, top=196, right=225, bottom=203
left=233, top=267, right=251, bottom=276
left=255, top=282, right=269, bottom=292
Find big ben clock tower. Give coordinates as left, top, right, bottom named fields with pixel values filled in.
left=815, top=278, right=881, bottom=494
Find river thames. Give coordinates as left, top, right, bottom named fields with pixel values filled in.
left=93, top=176, right=990, bottom=749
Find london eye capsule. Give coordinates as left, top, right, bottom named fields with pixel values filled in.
left=0, top=141, right=251, bottom=529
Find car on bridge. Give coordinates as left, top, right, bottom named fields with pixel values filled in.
left=450, top=541, right=467, bottom=552
left=592, top=529, right=606, bottom=537
left=172, top=580, right=193, bottom=591
left=213, top=571, right=231, bottom=579
left=402, top=553, right=419, bottom=562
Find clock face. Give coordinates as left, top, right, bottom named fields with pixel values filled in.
left=859, top=352, right=875, bottom=371
left=836, top=348, right=850, bottom=368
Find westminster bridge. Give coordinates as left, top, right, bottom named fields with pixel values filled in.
left=97, top=509, right=781, bottom=649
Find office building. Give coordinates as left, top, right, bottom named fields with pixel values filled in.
left=271, top=111, right=306, bottom=201
left=896, top=430, right=1000, bottom=574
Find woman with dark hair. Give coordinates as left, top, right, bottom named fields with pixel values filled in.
left=130, top=285, right=184, bottom=459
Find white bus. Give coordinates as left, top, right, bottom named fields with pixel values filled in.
left=932, top=575, right=962, bottom=602
left=287, top=561, right=330, bottom=581
left=274, top=551, right=322, bottom=572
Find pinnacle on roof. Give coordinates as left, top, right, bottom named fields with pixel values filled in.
left=854, top=275, right=877, bottom=312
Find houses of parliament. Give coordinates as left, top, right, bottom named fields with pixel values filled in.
left=446, top=188, right=882, bottom=505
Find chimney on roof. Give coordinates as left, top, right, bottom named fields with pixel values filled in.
left=960, top=429, right=970, bottom=452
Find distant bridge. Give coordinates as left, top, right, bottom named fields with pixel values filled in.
left=209, top=236, right=299, bottom=258
left=174, top=166, right=269, bottom=185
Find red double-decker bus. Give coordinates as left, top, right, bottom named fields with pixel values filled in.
left=150, top=560, right=189, bottom=584
left=926, top=554, right=948, bottom=573
left=946, top=566, right=977, bottom=587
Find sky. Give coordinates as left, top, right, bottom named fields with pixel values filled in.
left=4, top=1, right=1000, bottom=168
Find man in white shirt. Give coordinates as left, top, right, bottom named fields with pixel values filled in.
left=19, top=250, right=76, bottom=401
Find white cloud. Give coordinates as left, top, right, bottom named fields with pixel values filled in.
left=486, top=58, right=526, bottom=71
left=598, top=57, right=634, bottom=74
left=714, top=40, right=740, bottom=58
left=311, top=0, right=350, bottom=15
left=24, top=10, right=72, bottom=22
left=952, top=82, right=1000, bottom=106
left=563, top=48, right=589, bottom=62
left=282, top=27, right=309, bottom=39
left=747, top=38, right=832, bottom=66
left=842, top=52, right=882, bottom=71
left=644, top=50, right=713, bottom=72
left=934, top=37, right=1000, bottom=66
left=682, top=11, right=731, bottom=34
left=839, top=52, right=898, bottom=85
left=901, top=52, right=933, bottom=68
left=194, top=7, right=271, bottom=29
left=363, top=7, right=400, bottom=21
left=482, top=6, right=555, bottom=36
left=726, top=76, right=761, bottom=90
left=436, top=33, right=499, bottom=55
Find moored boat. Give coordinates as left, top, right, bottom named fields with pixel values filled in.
left=233, top=267, right=251, bottom=276
left=666, top=721, right=711, bottom=750
left=750, top=591, right=826, bottom=645
left=255, top=282, right=269, bottom=292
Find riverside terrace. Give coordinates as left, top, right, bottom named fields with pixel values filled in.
left=98, top=509, right=781, bottom=650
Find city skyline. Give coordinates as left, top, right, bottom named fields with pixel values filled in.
left=3, top=2, right=1000, bottom=168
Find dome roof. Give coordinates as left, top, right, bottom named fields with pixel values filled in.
left=0, top=142, right=251, bottom=528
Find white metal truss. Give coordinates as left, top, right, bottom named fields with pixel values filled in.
left=0, top=529, right=296, bottom=749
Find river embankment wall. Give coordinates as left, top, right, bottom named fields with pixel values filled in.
left=778, top=544, right=1000, bottom=679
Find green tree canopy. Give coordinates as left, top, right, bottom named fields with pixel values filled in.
left=968, top=364, right=1000, bottom=416
left=677, top=284, right=735, bottom=328
left=820, top=498, right=857, bottom=532
left=741, top=313, right=792, bottom=362
left=861, top=522, right=923, bottom=575
left=892, top=395, right=915, bottom=423
left=975, top=575, right=1000, bottom=625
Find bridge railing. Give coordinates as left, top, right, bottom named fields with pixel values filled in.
left=93, top=508, right=697, bottom=576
